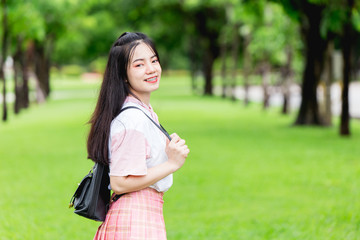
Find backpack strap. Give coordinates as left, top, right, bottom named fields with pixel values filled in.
left=120, top=106, right=171, bottom=141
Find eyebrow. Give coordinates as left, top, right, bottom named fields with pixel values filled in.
left=132, top=54, right=157, bottom=64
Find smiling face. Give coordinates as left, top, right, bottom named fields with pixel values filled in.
left=126, top=41, right=162, bottom=105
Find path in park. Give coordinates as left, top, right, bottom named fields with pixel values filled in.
left=1, top=80, right=359, bottom=118
left=215, top=82, right=360, bottom=119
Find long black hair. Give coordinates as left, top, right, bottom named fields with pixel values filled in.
left=87, top=32, right=161, bottom=164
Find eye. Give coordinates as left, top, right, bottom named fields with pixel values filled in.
left=152, top=59, right=159, bottom=63
left=135, top=63, right=144, bottom=67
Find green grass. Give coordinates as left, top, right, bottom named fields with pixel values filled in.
left=0, top=75, right=360, bottom=239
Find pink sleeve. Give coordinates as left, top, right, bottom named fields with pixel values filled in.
left=109, top=129, right=151, bottom=176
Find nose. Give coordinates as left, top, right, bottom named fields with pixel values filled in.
left=146, top=62, right=155, bottom=74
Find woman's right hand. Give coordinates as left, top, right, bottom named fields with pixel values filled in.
left=111, top=133, right=189, bottom=195
left=165, top=133, right=189, bottom=172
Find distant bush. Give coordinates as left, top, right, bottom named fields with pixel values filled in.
left=61, top=65, right=85, bottom=77
left=89, top=57, right=107, bottom=74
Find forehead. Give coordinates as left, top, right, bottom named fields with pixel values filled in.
left=131, top=42, right=156, bottom=61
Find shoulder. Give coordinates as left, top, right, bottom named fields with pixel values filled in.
left=111, top=107, right=149, bottom=133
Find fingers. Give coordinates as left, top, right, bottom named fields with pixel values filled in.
left=182, top=145, right=190, bottom=157
left=178, top=139, right=186, bottom=146
left=170, top=133, right=185, bottom=144
left=170, top=133, right=180, bottom=142
left=167, top=133, right=179, bottom=146
left=168, top=133, right=190, bottom=157
left=170, top=134, right=186, bottom=149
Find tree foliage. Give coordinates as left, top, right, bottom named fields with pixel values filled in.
left=273, top=0, right=360, bottom=135
left=1, top=0, right=359, bottom=137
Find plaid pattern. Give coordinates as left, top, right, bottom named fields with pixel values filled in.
left=93, top=188, right=167, bottom=240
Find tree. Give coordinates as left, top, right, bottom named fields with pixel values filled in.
left=8, top=0, right=45, bottom=113
left=339, top=0, right=356, bottom=136
left=217, top=3, right=241, bottom=100
left=30, top=0, right=74, bottom=101
left=249, top=2, right=300, bottom=110
left=219, top=16, right=232, bottom=98
left=275, top=0, right=360, bottom=132
left=185, top=4, right=226, bottom=95
left=320, top=36, right=334, bottom=126
left=234, top=0, right=265, bottom=105
left=1, top=0, right=9, bottom=122
left=292, top=1, right=327, bottom=125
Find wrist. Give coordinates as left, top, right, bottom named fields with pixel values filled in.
left=165, top=159, right=179, bottom=173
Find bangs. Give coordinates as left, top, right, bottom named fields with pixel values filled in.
left=126, top=40, right=161, bottom=69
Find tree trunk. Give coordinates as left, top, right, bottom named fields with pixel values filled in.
left=321, top=40, right=334, bottom=126
left=220, top=34, right=228, bottom=98
left=230, top=23, right=240, bottom=101
left=21, top=42, right=30, bottom=109
left=1, top=0, right=8, bottom=122
left=339, top=0, right=354, bottom=136
left=188, top=38, right=199, bottom=93
left=14, top=61, right=21, bottom=114
left=13, top=36, right=24, bottom=114
left=294, top=4, right=327, bottom=125
left=261, top=63, right=271, bottom=109
left=0, top=68, right=6, bottom=122
left=281, top=46, right=293, bottom=114
left=203, top=50, right=214, bottom=95
left=192, top=6, right=224, bottom=96
left=190, top=69, right=197, bottom=93
left=243, top=34, right=251, bottom=106
left=34, top=39, right=52, bottom=102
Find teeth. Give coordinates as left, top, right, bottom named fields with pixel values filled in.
left=146, top=77, right=157, bottom=82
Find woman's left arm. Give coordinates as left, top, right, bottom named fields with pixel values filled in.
left=110, top=133, right=189, bottom=194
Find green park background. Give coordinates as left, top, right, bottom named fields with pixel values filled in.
left=1, top=0, right=360, bottom=239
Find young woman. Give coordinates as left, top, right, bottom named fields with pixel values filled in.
left=88, top=32, right=189, bottom=239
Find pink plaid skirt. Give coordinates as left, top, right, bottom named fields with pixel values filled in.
left=93, top=188, right=167, bottom=240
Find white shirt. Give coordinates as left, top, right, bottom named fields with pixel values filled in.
left=108, top=96, right=173, bottom=192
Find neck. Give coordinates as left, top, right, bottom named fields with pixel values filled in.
left=129, top=92, right=151, bottom=107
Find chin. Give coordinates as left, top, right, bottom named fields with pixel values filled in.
left=152, top=85, right=160, bottom=92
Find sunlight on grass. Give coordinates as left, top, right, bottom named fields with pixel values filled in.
left=0, top=75, right=359, bottom=239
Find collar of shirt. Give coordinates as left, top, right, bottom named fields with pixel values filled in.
left=124, top=96, right=159, bottom=124
left=125, top=96, right=152, bottom=111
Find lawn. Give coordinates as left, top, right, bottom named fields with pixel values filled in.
left=0, top=75, right=359, bottom=240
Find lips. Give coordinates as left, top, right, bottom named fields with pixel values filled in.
left=145, top=76, right=158, bottom=83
